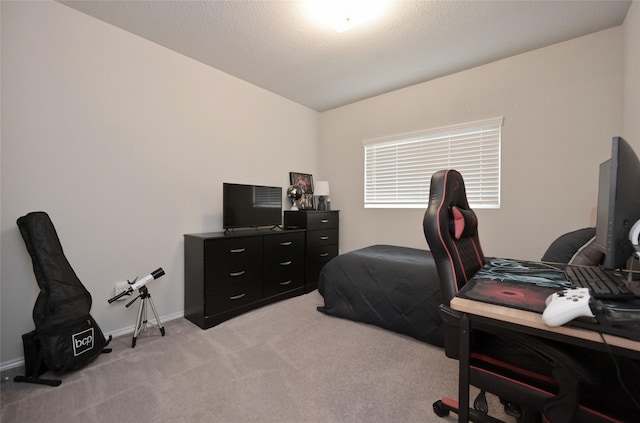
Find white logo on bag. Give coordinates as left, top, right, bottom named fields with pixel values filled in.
left=72, top=327, right=94, bottom=356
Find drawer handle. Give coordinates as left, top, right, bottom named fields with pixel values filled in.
left=320, top=236, right=329, bottom=240
left=320, top=252, right=329, bottom=257
left=280, top=241, right=293, bottom=246
left=280, top=261, right=292, bottom=266
left=320, top=219, right=329, bottom=223
left=229, top=271, right=246, bottom=277
left=229, top=293, right=246, bottom=300
left=229, top=248, right=246, bottom=253
left=280, top=280, right=292, bottom=286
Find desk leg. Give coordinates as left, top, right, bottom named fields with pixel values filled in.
left=459, top=313, right=470, bottom=423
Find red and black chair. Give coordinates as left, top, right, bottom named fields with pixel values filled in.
left=423, top=169, right=637, bottom=422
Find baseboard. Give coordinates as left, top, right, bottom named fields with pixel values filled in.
left=0, top=311, right=185, bottom=372
left=107, top=310, right=184, bottom=338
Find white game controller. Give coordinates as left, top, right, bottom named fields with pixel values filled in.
left=542, top=288, right=595, bottom=327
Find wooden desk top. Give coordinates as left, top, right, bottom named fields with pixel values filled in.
left=450, top=296, right=640, bottom=353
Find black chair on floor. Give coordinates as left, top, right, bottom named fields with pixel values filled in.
left=423, top=169, right=636, bottom=422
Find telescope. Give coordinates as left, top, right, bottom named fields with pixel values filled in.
left=108, top=268, right=165, bottom=304
left=107, top=267, right=166, bottom=348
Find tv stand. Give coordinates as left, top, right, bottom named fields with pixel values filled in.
left=184, top=228, right=306, bottom=329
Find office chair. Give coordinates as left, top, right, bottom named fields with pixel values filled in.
left=423, top=169, right=627, bottom=423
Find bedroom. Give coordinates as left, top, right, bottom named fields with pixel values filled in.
left=1, top=0, right=639, bottom=375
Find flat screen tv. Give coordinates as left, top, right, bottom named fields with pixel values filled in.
left=223, top=183, right=282, bottom=229
left=594, top=137, right=640, bottom=270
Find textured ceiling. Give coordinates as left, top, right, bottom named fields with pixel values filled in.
left=59, top=0, right=632, bottom=112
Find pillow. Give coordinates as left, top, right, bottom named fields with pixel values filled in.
left=568, top=237, right=604, bottom=266
left=541, top=227, right=603, bottom=266
left=449, top=206, right=478, bottom=239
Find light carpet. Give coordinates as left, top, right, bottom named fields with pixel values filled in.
left=1, top=290, right=511, bottom=422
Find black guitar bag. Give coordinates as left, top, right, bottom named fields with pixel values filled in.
left=14, top=211, right=111, bottom=386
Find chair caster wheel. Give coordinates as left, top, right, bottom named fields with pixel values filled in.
left=433, top=400, right=450, bottom=417
left=503, top=402, right=522, bottom=419
left=474, top=390, right=489, bottom=414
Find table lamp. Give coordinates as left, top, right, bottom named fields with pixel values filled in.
left=315, top=181, right=330, bottom=211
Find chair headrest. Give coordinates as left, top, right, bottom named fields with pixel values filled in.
left=429, top=169, right=470, bottom=210
left=429, top=169, right=478, bottom=240
left=450, top=206, right=478, bottom=239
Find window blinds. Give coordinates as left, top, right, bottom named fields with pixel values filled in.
left=363, top=117, right=502, bottom=208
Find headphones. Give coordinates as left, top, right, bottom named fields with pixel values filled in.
left=629, top=218, right=640, bottom=256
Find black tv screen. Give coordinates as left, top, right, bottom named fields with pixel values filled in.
left=223, top=183, right=282, bottom=229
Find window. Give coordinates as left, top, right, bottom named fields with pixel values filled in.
left=363, top=117, right=502, bottom=209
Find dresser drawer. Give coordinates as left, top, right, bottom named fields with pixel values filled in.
left=264, top=255, right=304, bottom=275
left=284, top=211, right=338, bottom=230
left=206, top=259, right=263, bottom=287
left=306, top=212, right=338, bottom=230
left=307, top=228, right=338, bottom=248
left=264, top=269, right=304, bottom=297
left=205, top=237, right=262, bottom=264
left=264, top=232, right=305, bottom=256
left=206, top=281, right=262, bottom=313
left=306, top=245, right=337, bottom=289
left=308, top=244, right=338, bottom=265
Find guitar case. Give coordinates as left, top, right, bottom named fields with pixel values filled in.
left=14, top=211, right=111, bottom=386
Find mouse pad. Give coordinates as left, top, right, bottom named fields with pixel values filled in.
left=457, top=258, right=571, bottom=313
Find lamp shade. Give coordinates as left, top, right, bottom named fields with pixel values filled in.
left=314, top=181, right=330, bottom=196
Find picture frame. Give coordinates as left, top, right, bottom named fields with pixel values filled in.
left=289, top=172, right=314, bottom=194
left=298, top=193, right=315, bottom=210
left=289, top=172, right=315, bottom=210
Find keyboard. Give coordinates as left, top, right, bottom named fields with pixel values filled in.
left=565, top=265, right=640, bottom=299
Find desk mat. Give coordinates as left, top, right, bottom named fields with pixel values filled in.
left=457, top=258, right=570, bottom=313
left=457, top=258, right=640, bottom=341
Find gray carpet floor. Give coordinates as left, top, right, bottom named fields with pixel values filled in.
left=1, top=291, right=510, bottom=422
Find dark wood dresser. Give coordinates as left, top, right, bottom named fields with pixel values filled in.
left=184, top=228, right=306, bottom=329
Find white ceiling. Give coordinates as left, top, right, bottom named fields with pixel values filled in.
left=59, top=0, right=632, bottom=112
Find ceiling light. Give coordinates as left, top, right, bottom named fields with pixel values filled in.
left=304, top=0, right=392, bottom=33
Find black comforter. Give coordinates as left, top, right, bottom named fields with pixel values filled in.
left=317, top=244, right=444, bottom=347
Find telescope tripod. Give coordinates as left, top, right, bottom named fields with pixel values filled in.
left=126, top=285, right=165, bottom=348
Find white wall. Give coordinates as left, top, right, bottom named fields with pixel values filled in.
left=624, top=1, right=640, bottom=142
left=319, top=27, right=625, bottom=261
left=0, top=1, right=318, bottom=366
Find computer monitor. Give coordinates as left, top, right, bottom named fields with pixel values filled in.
left=594, top=137, right=640, bottom=270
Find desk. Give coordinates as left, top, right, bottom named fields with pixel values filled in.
left=448, top=296, right=640, bottom=423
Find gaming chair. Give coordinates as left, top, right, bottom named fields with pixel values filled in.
left=423, top=169, right=635, bottom=422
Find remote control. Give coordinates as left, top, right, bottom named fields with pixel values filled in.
left=542, top=288, right=594, bottom=327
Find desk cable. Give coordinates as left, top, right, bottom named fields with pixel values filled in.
left=597, top=331, right=640, bottom=411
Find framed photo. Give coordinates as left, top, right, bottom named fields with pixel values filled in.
left=289, top=172, right=314, bottom=194
left=298, top=193, right=315, bottom=210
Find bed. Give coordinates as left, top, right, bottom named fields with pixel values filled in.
left=317, top=244, right=444, bottom=347
left=315, top=226, right=600, bottom=349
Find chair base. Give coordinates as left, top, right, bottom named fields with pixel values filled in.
left=433, top=397, right=507, bottom=423
left=433, top=394, right=540, bottom=423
